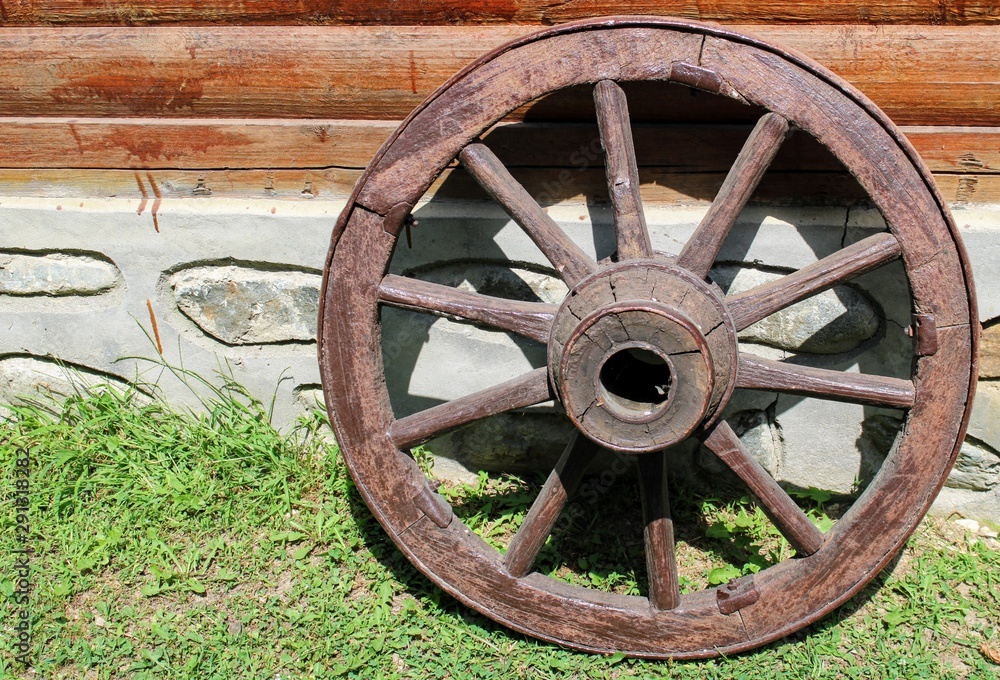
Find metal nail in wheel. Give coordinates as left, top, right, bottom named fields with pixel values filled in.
left=318, top=17, right=978, bottom=658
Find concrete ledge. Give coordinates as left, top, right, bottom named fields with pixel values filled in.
left=1, top=196, right=997, bottom=519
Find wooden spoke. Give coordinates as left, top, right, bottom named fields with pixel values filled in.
left=737, top=353, right=916, bottom=409
left=727, top=232, right=902, bottom=330
left=320, top=19, right=979, bottom=658
left=379, top=274, right=556, bottom=344
left=593, top=80, right=653, bottom=261
left=702, top=422, right=825, bottom=556
left=637, top=450, right=681, bottom=610
left=504, top=433, right=601, bottom=578
left=460, top=143, right=598, bottom=286
left=390, top=367, right=552, bottom=450
left=676, top=113, right=790, bottom=278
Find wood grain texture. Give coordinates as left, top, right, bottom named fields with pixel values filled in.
left=504, top=434, right=600, bottom=578
left=389, top=367, right=552, bottom=450
left=3, top=1, right=997, bottom=25
left=0, top=117, right=396, bottom=169
left=314, top=20, right=979, bottom=659
left=0, top=26, right=996, bottom=125
left=702, top=422, right=824, bottom=555
left=637, top=450, right=681, bottom=610
left=318, top=205, right=428, bottom=536
left=460, top=143, right=598, bottom=285
left=378, top=274, right=556, bottom=344
left=677, top=112, right=789, bottom=277
left=593, top=80, right=651, bottom=260
left=0, top=119, right=996, bottom=176
left=737, top=353, right=916, bottom=409
left=726, top=232, right=902, bottom=331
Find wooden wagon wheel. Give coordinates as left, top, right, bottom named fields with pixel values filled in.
left=318, top=17, right=978, bottom=658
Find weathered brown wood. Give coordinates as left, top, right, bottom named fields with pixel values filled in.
left=319, top=205, right=427, bottom=537
left=460, top=143, right=598, bottom=285
left=593, top=80, right=651, bottom=260
left=378, top=274, right=556, bottom=344
left=737, top=353, right=916, bottom=409
left=389, top=367, right=552, bottom=450
left=0, top=119, right=991, bottom=207
left=0, top=117, right=396, bottom=170
left=356, top=27, right=707, bottom=216
left=4, top=1, right=997, bottom=25
left=702, top=422, right=824, bottom=556
left=726, top=232, right=902, bottom=331
left=0, top=119, right=996, bottom=176
left=902, top=127, right=1000, bottom=174
left=0, top=26, right=995, bottom=125
left=313, top=20, right=977, bottom=658
left=637, top=450, right=681, bottom=610
left=740, top=328, right=973, bottom=649
left=677, top=113, right=790, bottom=277
left=504, top=434, right=601, bottom=578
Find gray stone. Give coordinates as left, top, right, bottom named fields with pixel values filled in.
left=293, top=384, right=325, bottom=411
left=982, top=322, right=1000, bottom=379
left=730, top=409, right=781, bottom=477
left=951, top=206, right=1000, bottom=322
left=0, top=251, right=119, bottom=296
left=710, top=265, right=879, bottom=354
left=968, top=380, right=1000, bottom=454
left=413, top=262, right=568, bottom=304
left=692, top=410, right=780, bottom=484
left=852, top=205, right=1000, bottom=323
left=423, top=412, right=575, bottom=479
left=380, top=306, right=546, bottom=420
left=773, top=394, right=868, bottom=495
left=170, top=265, right=321, bottom=345
left=857, top=413, right=904, bottom=487
left=931, top=486, right=1000, bottom=524
left=946, top=439, right=1000, bottom=491
left=0, top=355, right=133, bottom=407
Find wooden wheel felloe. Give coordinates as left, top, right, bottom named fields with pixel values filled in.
left=318, top=17, right=978, bottom=658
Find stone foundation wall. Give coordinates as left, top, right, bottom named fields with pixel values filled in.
left=1, top=196, right=997, bottom=520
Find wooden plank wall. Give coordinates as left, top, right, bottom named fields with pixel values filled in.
left=0, top=2, right=996, bottom=203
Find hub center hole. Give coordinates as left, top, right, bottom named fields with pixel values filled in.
left=599, top=347, right=672, bottom=417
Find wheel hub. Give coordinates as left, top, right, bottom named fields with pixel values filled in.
left=549, top=260, right=739, bottom=453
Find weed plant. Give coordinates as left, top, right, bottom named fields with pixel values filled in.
left=1, top=376, right=999, bottom=678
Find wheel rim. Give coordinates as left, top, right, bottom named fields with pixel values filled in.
left=318, top=17, right=978, bottom=658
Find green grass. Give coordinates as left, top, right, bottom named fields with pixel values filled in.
left=2, top=383, right=1000, bottom=679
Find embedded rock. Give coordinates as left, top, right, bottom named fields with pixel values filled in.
left=0, top=251, right=119, bottom=296
left=711, top=264, right=879, bottom=354
left=982, top=322, right=1000, bottom=379
left=293, top=384, right=325, bottom=411
left=411, top=262, right=568, bottom=304
left=0, top=355, right=132, bottom=406
left=424, top=412, right=575, bottom=478
left=857, top=413, right=904, bottom=487
left=968, top=380, right=1000, bottom=454
left=730, top=409, right=781, bottom=477
left=171, top=266, right=320, bottom=345
left=946, top=438, right=1000, bottom=492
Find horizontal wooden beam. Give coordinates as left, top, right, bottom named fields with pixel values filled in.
left=0, top=26, right=995, bottom=125
left=0, top=119, right=995, bottom=176
left=0, top=118, right=394, bottom=169
left=2, top=1, right=997, bottom=26
left=0, top=166, right=996, bottom=205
